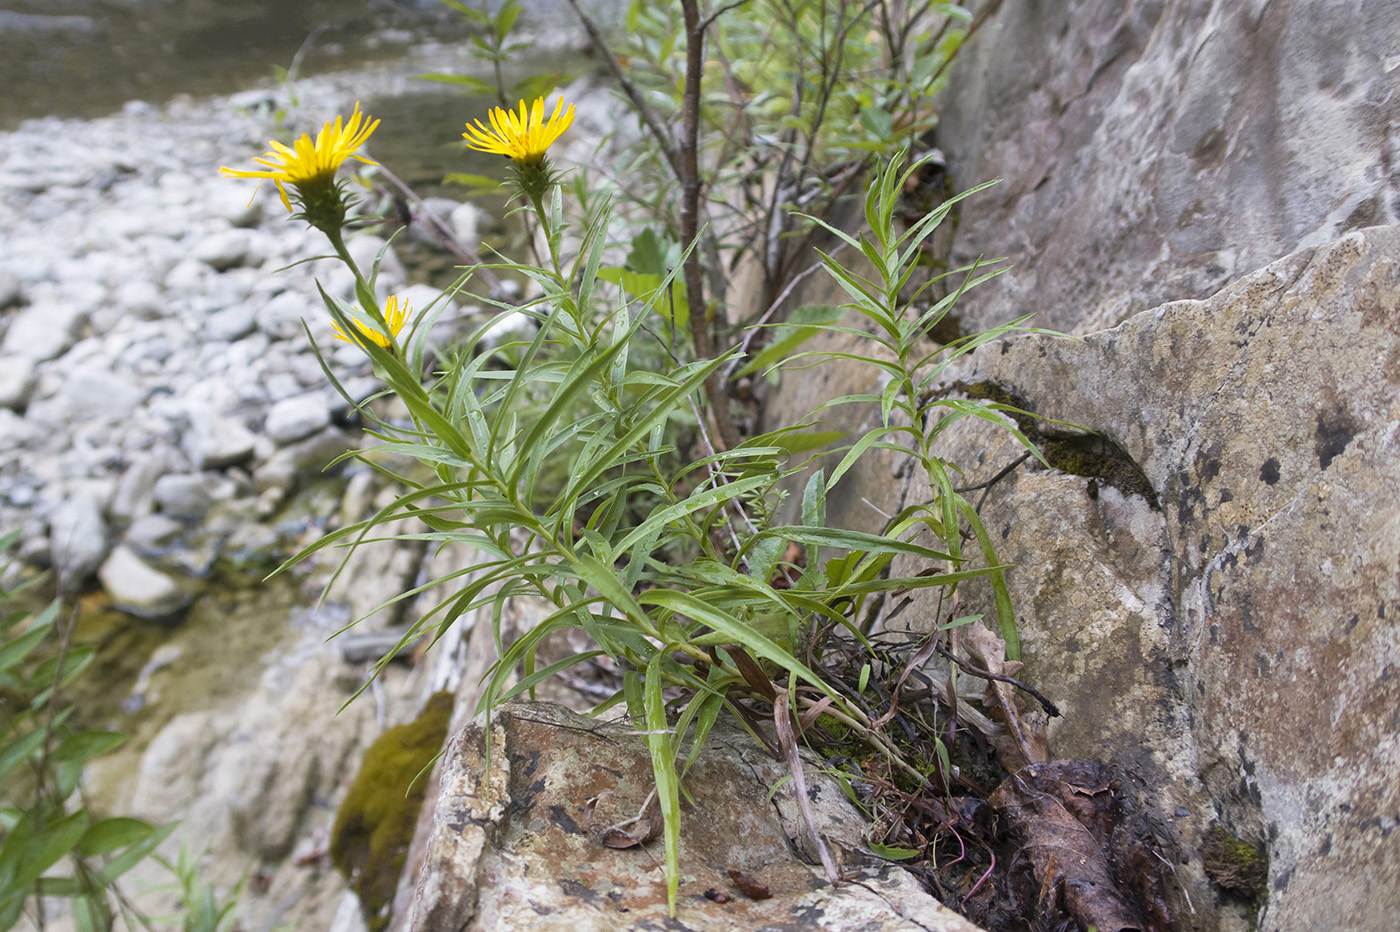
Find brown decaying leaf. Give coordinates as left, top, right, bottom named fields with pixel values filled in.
left=727, top=869, right=773, bottom=900
left=990, top=760, right=1161, bottom=932
left=773, top=692, right=840, bottom=884
left=963, top=621, right=1048, bottom=769
left=585, top=791, right=664, bottom=849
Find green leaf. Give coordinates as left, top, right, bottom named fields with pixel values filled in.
left=940, top=613, right=984, bottom=631
left=74, top=818, right=155, bottom=858
left=419, top=73, right=494, bottom=92
left=52, top=731, right=126, bottom=763
left=92, top=821, right=176, bottom=885
left=643, top=651, right=681, bottom=916
left=626, top=228, right=671, bottom=276
left=637, top=591, right=839, bottom=705
left=736, top=304, right=845, bottom=377
left=869, top=842, right=922, bottom=860
left=760, top=526, right=953, bottom=562
left=771, top=429, right=846, bottom=455
left=958, top=498, right=1020, bottom=661
left=0, top=809, right=89, bottom=900
left=0, top=728, right=45, bottom=784
left=0, top=620, right=50, bottom=675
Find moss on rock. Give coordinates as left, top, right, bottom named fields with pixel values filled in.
left=1202, top=824, right=1269, bottom=900
left=330, top=690, right=454, bottom=931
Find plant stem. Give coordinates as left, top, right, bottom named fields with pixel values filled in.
left=680, top=0, right=741, bottom=451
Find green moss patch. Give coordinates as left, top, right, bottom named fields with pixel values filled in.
left=331, top=691, right=455, bottom=931
left=1202, top=825, right=1269, bottom=900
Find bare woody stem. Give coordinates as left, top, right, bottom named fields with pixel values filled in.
left=681, top=0, right=741, bottom=451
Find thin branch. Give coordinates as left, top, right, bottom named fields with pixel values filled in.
left=926, top=0, right=1006, bottom=88
left=930, top=640, right=1061, bottom=717
left=681, top=0, right=741, bottom=450
left=368, top=162, right=505, bottom=295
left=563, top=0, right=681, bottom=180
left=700, top=0, right=753, bottom=33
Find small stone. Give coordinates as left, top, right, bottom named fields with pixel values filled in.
left=194, top=417, right=259, bottom=470
left=209, top=180, right=265, bottom=229
left=479, top=310, right=536, bottom=348
left=110, top=449, right=174, bottom=521
left=124, top=513, right=185, bottom=553
left=0, top=270, right=22, bottom=309
left=265, top=393, right=332, bottom=445
left=0, top=356, right=36, bottom=410
left=449, top=201, right=488, bottom=253
left=113, top=279, right=164, bottom=320
left=193, top=229, right=261, bottom=272
left=253, top=427, right=358, bottom=494
left=49, top=493, right=107, bottom=592
left=99, top=545, right=189, bottom=619
left=56, top=369, right=145, bottom=423
left=204, top=304, right=257, bottom=342
left=2, top=302, right=88, bottom=361
left=408, top=197, right=464, bottom=247
left=0, top=409, right=41, bottom=452
left=255, top=291, right=315, bottom=341
left=153, top=472, right=234, bottom=520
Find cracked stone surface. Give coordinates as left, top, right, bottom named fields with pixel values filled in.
left=932, top=0, right=1400, bottom=336
left=868, top=225, right=1399, bottom=931
left=407, top=701, right=985, bottom=932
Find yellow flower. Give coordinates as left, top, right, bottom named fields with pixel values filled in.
left=332, top=295, right=412, bottom=350
left=463, top=97, right=575, bottom=165
left=220, top=103, right=379, bottom=212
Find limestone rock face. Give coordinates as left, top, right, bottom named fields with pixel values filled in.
left=884, top=225, right=1400, bottom=931
left=935, top=0, right=1400, bottom=336
left=408, top=701, right=984, bottom=932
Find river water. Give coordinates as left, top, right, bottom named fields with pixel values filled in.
left=0, top=1, right=486, bottom=129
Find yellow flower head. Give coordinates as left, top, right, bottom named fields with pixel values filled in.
left=220, top=102, right=380, bottom=212
left=332, top=295, right=412, bottom=350
left=463, top=97, right=575, bottom=166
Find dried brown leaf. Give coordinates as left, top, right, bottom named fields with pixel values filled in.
left=963, top=621, right=1048, bottom=769
left=990, top=761, right=1155, bottom=932
left=727, top=869, right=772, bottom=900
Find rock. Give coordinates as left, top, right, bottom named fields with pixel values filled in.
left=194, top=228, right=264, bottom=271
left=113, top=279, right=164, bottom=320
left=477, top=310, right=535, bottom=349
left=112, top=456, right=178, bottom=523
left=192, top=416, right=259, bottom=470
left=55, top=368, right=145, bottom=423
left=256, top=290, right=318, bottom=341
left=264, top=392, right=332, bottom=445
left=152, top=472, right=234, bottom=520
left=2, top=302, right=87, bottom=361
left=329, top=892, right=370, bottom=932
left=204, top=303, right=257, bottom=342
left=0, top=270, right=22, bottom=309
left=448, top=202, right=486, bottom=254
left=209, top=178, right=265, bottom=228
left=0, top=409, right=41, bottom=452
left=0, top=12, right=97, bottom=35
left=122, top=513, right=184, bottom=553
left=406, top=197, right=464, bottom=247
left=880, top=226, right=1400, bottom=932
left=407, top=702, right=982, bottom=932
left=48, top=492, right=107, bottom=591
left=253, top=427, right=359, bottom=495
left=99, top=545, right=189, bottom=619
left=0, top=355, right=35, bottom=409
left=931, top=0, right=1400, bottom=336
